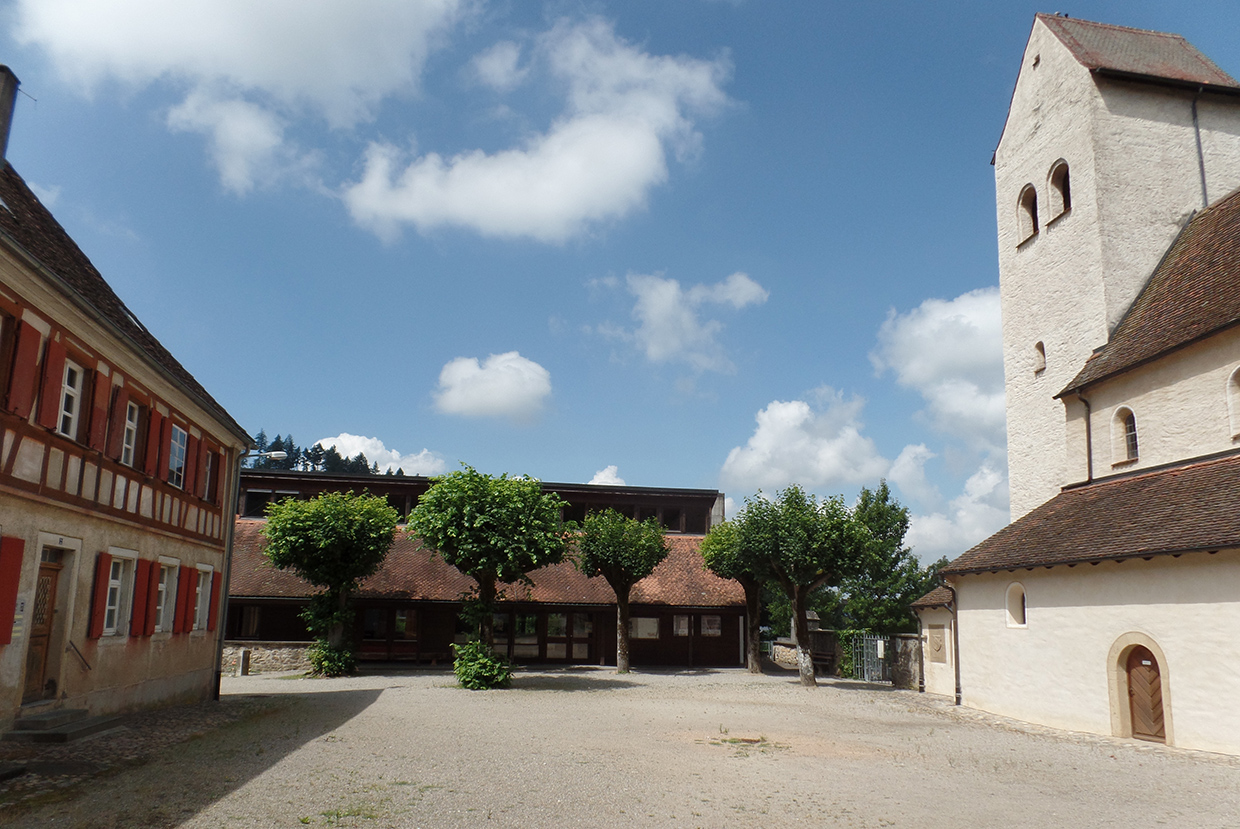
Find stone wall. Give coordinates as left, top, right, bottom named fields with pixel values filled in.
left=222, top=642, right=310, bottom=675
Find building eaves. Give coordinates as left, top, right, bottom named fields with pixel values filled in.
left=942, top=452, right=1240, bottom=575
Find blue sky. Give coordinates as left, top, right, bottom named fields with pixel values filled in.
left=5, top=1, right=1239, bottom=561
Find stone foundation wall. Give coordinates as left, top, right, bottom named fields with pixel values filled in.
left=222, top=642, right=310, bottom=675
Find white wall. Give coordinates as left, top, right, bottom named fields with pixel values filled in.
left=953, top=551, right=1240, bottom=755
left=1063, top=327, right=1240, bottom=477
left=916, top=606, right=955, bottom=697
left=995, top=18, right=1240, bottom=519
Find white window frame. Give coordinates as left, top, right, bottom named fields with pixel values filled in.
left=168, top=424, right=188, bottom=488
left=58, top=358, right=85, bottom=439
left=121, top=401, right=140, bottom=467
left=103, top=549, right=136, bottom=637
left=154, top=557, right=179, bottom=633
left=193, top=565, right=213, bottom=631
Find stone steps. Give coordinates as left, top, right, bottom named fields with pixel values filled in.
left=3, top=709, right=124, bottom=743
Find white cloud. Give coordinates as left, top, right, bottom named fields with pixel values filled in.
left=316, top=433, right=446, bottom=476
left=472, top=41, right=528, bottom=92
left=905, top=462, right=1010, bottom=563
left=167, top=90, right=313, bottom=194
left=433, top=351, right=551, bottom=422
left=29, top=182, right=61, bottom=207
left=871, top=287, right=1005, bottom=452
left=343, top=17, right=730, bottom=242
left=587, top=465, right=625, bottom=485
left=888, top=443, right=940, bottom=509
left=720, top=387, right=889, bottom=493
left=601, top=271, right=767, bottom=372
left=15, top=0, right=464, bottom=189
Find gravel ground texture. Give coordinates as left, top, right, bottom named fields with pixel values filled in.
left=3, top=665, right=1239, bottom=828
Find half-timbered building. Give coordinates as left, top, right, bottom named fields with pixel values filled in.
left=0, top=67, right=250, bottom=733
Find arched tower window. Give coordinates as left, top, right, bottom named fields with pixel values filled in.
left=1018, top=185, right=1039, bottom=242
left=1006, top=583, right=1027, bottom=627
left=1033, top=341, right=1046, bottom=375
left=1048, top=160, right=1071, bottom=218
left=1112, top=407, right=1139, bottom=464
left=1228, top=367, right=1240, bottom=437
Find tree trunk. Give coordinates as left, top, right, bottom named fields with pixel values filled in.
left=741, top=576, right=762, bottom=674
left=327, top=589, right=348, bottom=651
left=616, top=588, right=632, bottom=673
left=792, top=586, right=816, bottom=687
left=477, top=575, right=497, bottom=650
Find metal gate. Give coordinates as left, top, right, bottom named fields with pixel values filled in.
left=852, top=634, right=891, bottom=683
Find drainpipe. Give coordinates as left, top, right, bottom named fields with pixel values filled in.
left=1192, top=87, right=1209, bottom=208
left=1080, top=394, right=1093, bottom=483
left=946, top=581, right=962, bottom=706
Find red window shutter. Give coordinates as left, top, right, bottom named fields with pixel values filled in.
left=145, top=563, right=160, bottom=635
left=175, top=564, right=195, bottom=633
left=87, top=552, right=112, bottom=639
left=87, top=373, right=111, bottom=451
left=143, top=409, right=163, bottom=477
left=183, top=435, right=199, bottom=495
left=194, top=440, right=209, bottom=499
left=4, top=321, right=41, bottom=418
left=129, top=559, right=151, bottom=637
left=207, top=571, right=222, bottom=631
left=35, top=337, right=66, bottom=430
left=160, top=417, right=173, bottom=482
left=106, top=387, right=129, bottom=460
left=0, top=536, right=25, bottom=646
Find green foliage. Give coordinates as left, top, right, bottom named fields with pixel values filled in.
left=700, top=519, right=769, bottom=585
left=408, top=466, right=569, bottom=586
left=576, top=509, right=669, bottom=592
left=264, top=491, right=399, bottom=591
left=841, top=482, right=947, bottom=634
left=263, top=491, right=398, bottom=675
left=247, top=427, right=378, bottom=473
left=453, top=640, right=513, bottom=690
left=740, top=486, right=866, bottom=593
left=307, top=641, right=357, bottom=677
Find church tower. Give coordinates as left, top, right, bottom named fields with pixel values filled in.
left=995, top=14, right=1240, bottom=519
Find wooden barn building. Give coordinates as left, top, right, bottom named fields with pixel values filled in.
left=226, top=470, right=745, bottom=669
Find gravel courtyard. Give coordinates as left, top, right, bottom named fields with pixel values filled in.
left=5, top=666, right=1240, bottom=828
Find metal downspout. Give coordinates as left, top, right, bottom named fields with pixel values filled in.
left=1081, top=394, right=1093, bottom=483
left=947, top=582, right=962, bottom=706
left=1193, top=87, right=1209, bottom=208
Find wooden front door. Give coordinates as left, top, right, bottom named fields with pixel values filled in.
left=23, top=561, right=62, bottom=702
left=1127, top=646, right=1166, bottom=743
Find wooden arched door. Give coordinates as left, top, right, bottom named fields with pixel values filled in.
left=1126, top=645, right=1165, bottom=743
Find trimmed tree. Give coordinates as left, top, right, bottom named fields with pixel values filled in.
left=263, top=491, right=398, bottom=676
left=406, top=466, right=569, bottom=650
left=575, top=509, right=669, bottom=674
left=701, top=519, right=768, bottom=673
left=741, top=485, right=867, bottom=687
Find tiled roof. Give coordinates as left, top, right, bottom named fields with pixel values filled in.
left=943, top=453, right=1240, bottom=575
left=911, top=586, right=953, bottom=609
left=1063, top=188, right=1240, bottom=394
left=1038, top=14, right=1240, bottom=89
left=0, top=163, right=247, bottom=441
left=230, top=521, right=744, bottom=607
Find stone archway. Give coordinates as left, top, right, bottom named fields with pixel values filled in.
left=1107, top=632, right=1174, bottom=745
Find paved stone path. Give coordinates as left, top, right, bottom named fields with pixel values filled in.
left=2, top=667, right=1239, bottom=827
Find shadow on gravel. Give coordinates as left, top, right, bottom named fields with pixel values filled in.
left=6, top=687, right=383, bottom=829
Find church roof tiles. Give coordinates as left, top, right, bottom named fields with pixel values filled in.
left=1062, top=187, right=1240, bottom=395
left=942, top=452, right=1240, bottom=575
left=1038, top=13, right=1240, bottom=90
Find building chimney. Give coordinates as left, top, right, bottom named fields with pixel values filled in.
left=0, top=67, right=20, bottom=163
